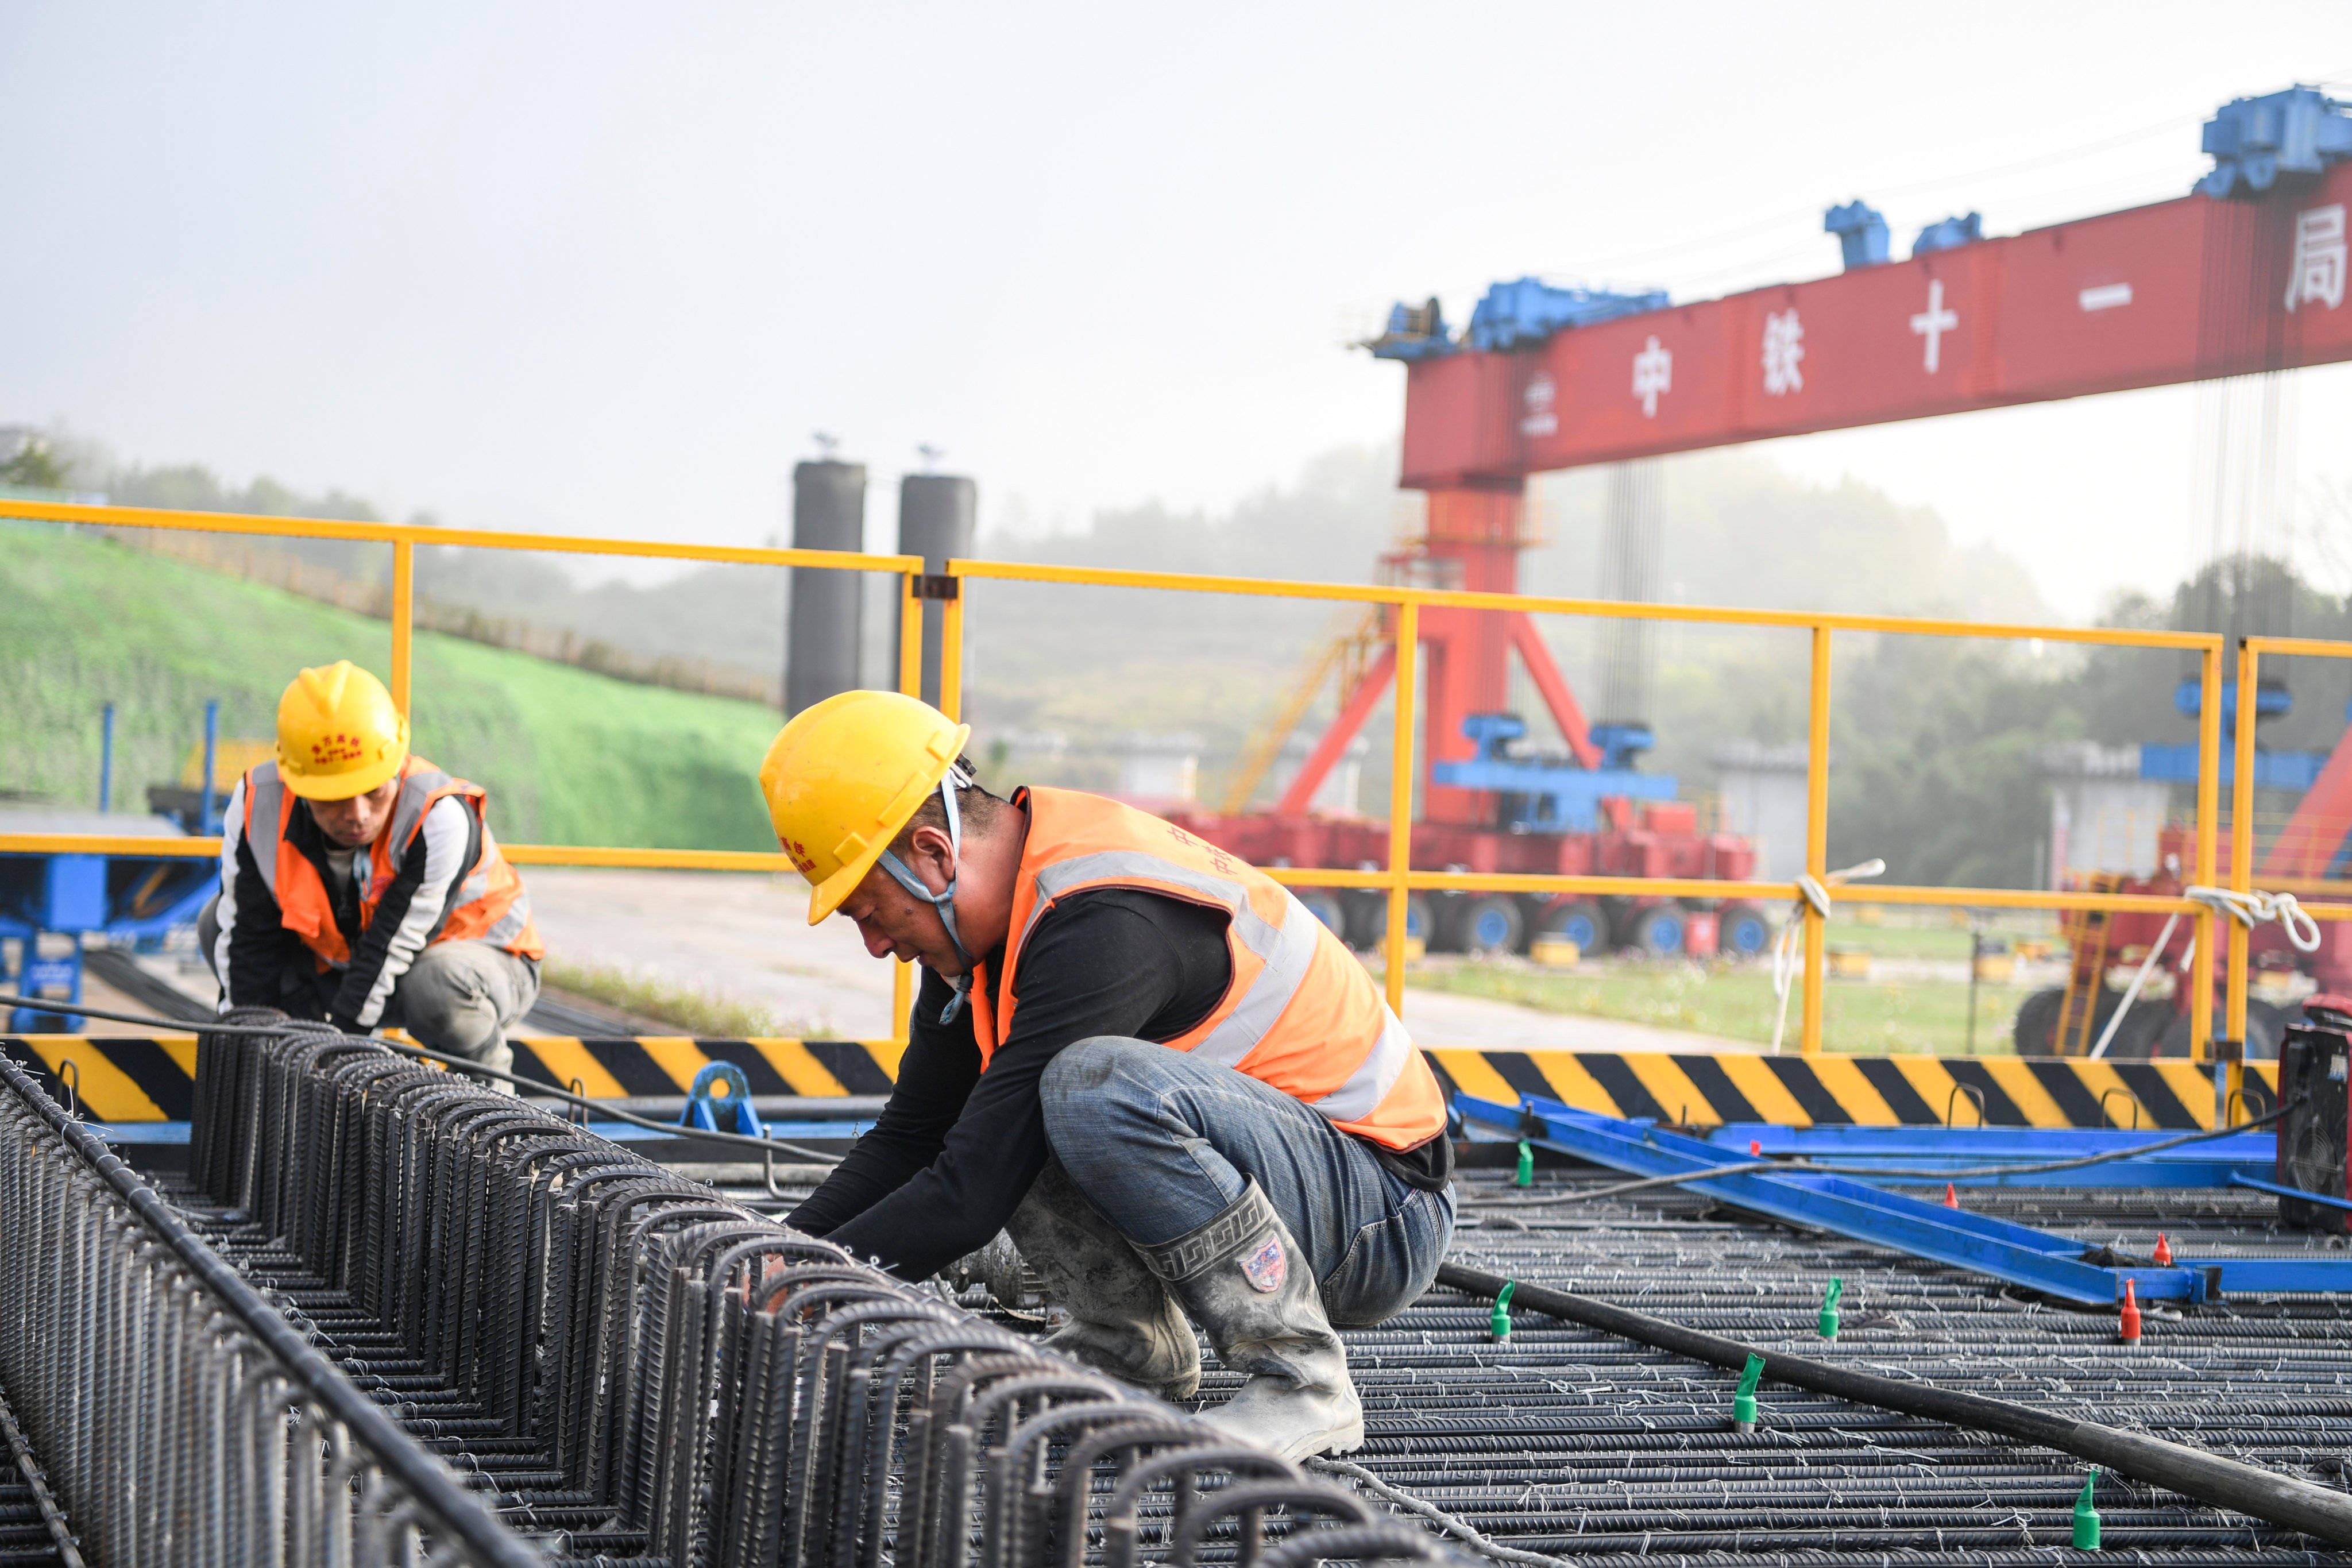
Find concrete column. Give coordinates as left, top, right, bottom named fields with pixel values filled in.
left=786, top=460, right=867, bottom=716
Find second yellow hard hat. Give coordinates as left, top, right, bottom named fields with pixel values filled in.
left=275, top=661, right=410, bottom=801
left=759, top=690, right=971, bottom=924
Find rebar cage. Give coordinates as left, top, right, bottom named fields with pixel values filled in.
left=0, top=1014, right=1450, bottom=1566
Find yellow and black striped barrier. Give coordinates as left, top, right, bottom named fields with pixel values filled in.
left=1420, top=1048, right=2273, bottom=1132
left=2, top=1034, right=2278, bottom=1132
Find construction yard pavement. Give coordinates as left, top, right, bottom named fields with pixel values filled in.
left=79, top=866, right=1760, bottom=1052
left=522, top=866, right=1749, bottom=1050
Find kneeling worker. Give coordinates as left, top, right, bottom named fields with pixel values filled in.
left=763, top=690, right=1454, bottom=1460
left=202, top=661, right=542, bottom=1079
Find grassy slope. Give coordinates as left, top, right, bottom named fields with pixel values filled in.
left=1, top=522, right=781, bottom=849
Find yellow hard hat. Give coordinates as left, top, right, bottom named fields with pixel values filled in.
left=760, top=690, right=971, bottom=924
left=275, top=661, right=410, bottom=801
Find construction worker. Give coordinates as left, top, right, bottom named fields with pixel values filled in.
left=763, top=690, right=1455, bottom=1461
left=199, top=661, right=543, bottom=1080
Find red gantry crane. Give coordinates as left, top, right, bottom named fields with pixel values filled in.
left=1172, top=87, right=2352, bottom=975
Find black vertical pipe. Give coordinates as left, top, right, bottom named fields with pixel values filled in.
left=787, top=461, right=868, bottom=716
left=895, top=474, right=976, bottom=708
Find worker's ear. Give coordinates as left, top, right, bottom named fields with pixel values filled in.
left=901, top=822, right=959, bottom=886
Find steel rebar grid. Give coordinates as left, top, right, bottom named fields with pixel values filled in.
left=157, top=1013, right=1447, bottom=1567
left=0, top=1047, right=545, bottom=1568
left=0, top=1376, right=80, bottom=1567
left=1270, top=1170, right=2352, bottom=1568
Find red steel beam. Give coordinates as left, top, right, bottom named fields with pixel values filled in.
left=1275, top=642, right=1396, bottom=816
left=1400, top=171, right=2352, bottom=487
left=1507, top=612, right=1602, bottom=769
left=2263, top=724, right=2352, bottom=880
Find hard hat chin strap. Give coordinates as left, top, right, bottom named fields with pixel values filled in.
left=876, top=771, right=976, bottom=1024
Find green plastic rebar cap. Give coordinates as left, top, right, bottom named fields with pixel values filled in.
left=1818, top=1277, right=1844, bottom=1339
left=1732, top=1352, right=1764, bottom=1426
left=1490, top=1280, right=1517, bottom=1340
left=2073, top=1469, right=2101, bottom=1550
left=1515, top=1140, right=1535, bottom=1188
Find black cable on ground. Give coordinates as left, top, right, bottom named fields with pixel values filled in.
left=0, top=991, right=844, bottom=1165
left=1435, top=1261, right=2352, bottom=1549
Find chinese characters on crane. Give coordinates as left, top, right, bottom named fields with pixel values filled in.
left=1520, top=373, right=1558, bottom=437
left=2287, top=204, right=2346, bottom=313
left=1632, top=335, right=1671, bottom=416
left=1909, top=279, right=1958, bottom=373
left=1761, top=310, right=1804, bottom=395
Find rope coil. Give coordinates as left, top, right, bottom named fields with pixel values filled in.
left=2184, top=884, right=2323, bottom=953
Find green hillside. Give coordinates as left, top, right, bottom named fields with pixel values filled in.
left=1, top=521, right=782, bottom=850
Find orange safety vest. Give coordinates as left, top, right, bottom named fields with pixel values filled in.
left=241, top=755, right=543, bottom=968
left=965, top=787, right=1446, bottom=1152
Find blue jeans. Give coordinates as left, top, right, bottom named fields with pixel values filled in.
left=1038, top=1037, right=1454, bottom=1328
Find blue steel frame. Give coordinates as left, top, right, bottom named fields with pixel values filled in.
left=1, top=849, right=219, bottom=1030
left=1710, top=1123, right=2277, bottom=1189
left=1459, top=1092, right=2352, bottom=1306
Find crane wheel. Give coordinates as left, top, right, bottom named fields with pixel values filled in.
left=1453, top=895, right=1524, bottom=957
left=1540, top=899, right=1611, bottom=954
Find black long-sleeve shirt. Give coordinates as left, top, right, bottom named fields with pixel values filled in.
left=788, top=886, right=1450, bottom=1280
left=214, top=776, right=486, bottom=1028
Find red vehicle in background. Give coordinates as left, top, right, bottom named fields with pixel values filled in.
left=2018, top=816, right=2352, bottom=1060
left=1165, top=494, right=1763, bottom=960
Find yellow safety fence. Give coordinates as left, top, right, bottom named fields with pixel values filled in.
left=7, top=496, right=2352, bottom=1103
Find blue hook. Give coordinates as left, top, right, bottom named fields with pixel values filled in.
left=681, top=1060, right=767, bottom=1139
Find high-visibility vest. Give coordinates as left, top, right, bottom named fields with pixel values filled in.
left=965, top=787, right=1446, bottom=1152
left=241, top=755, right=543, bottom=968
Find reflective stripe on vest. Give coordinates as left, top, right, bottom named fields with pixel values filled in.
left=968, top=788, right=1445, bottom=1151
left=240, top=757, right=543, bottom=968
left=246, top=767, right=287, bottom=902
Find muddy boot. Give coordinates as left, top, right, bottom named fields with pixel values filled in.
left=1137, top=1179, right=1364, bottom=1462
left=1005, top=1161, right=1200, bottom=1401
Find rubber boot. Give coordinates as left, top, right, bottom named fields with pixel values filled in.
left=1136, top=1179, right=1364, bottom=1462
left=1005, top=1161, right=1201, bottom=1401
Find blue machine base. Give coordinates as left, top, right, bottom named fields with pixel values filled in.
left=1707, top=1122, right=2276, bottom=1189
left=1459, top=1092, right=2352, bottom=1304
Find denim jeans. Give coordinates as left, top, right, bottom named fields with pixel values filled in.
left=1037, top=1037, right=1454, bottom=1327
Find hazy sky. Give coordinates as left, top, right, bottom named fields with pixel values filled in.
left=3, top=3, right=2349, bottom=617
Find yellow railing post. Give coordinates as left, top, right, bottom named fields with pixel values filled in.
left=2192, top=643, right=2222, bottom=1060
left=389, top=539, right=414, bottom=716
left=2224, top=639, right=2258, bottom=1121
left=1802, top=624, right=1832, bottom=1054
left=1384, top=601, right=1419, bottom=1020
left=2227, top=641, right=2257, bottom=1045
left=898, top=573, right=925, bottom=701
left=893, top=570, right=925, bottom=1044
left=938, top=579, right=965, bottom=723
